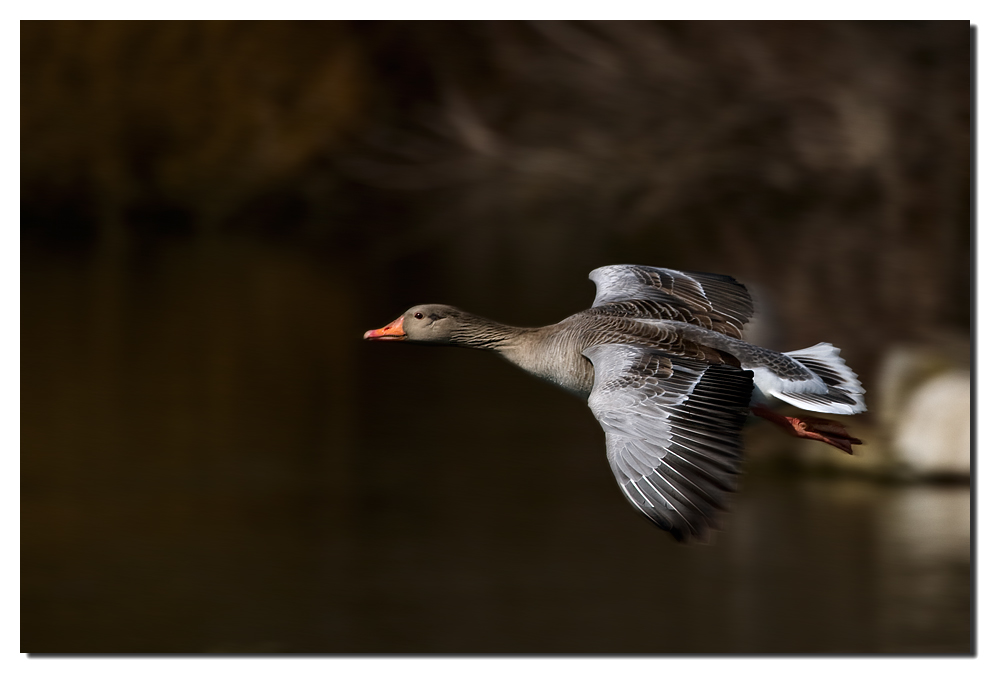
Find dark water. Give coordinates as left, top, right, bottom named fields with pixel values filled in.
left=21, top=241, right=971, bottom=653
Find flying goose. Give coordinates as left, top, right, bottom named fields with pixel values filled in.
left=364, top=264, right=866, bottom=542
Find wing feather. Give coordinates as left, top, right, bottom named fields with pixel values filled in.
left=589, top=264, right=755, bottom=339
left=584, top=343, right=754, bottom=542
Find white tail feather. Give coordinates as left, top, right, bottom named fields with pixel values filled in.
left=771, top=343, right=867, bottom=415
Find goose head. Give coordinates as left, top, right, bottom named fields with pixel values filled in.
left=363, top=304, right=466, bottom=344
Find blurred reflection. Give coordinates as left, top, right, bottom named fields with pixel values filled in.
left=21, top=241, right=969, bottom=653
left=873, top=486, right=971, bottom=653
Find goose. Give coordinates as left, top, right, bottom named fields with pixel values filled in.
left=364, top=264, right=866, bottom=542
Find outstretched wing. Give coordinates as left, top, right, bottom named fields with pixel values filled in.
left=584, top=343, right=754, bottom=542
left=589, top=265, right=754, bottom=339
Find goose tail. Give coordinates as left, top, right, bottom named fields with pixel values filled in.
left=771, top=343, right=867, bottom=415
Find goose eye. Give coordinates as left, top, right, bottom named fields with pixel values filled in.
left=414, top=312, right=424, bottom=320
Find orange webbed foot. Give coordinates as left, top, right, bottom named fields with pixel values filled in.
left=752, top=405, right=863, bottom=454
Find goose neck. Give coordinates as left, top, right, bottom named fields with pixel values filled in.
left=449, top=315, right=534, bottom=351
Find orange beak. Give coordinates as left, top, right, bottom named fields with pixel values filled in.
left=363, top=315, right=406, bottom=341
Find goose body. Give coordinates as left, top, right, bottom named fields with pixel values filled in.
left=365, top=264, right=866, bottom=542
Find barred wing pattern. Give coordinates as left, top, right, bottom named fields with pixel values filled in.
left=589, top=264, right=754, bottom=339
left=584, top=344, right=754, bottom=542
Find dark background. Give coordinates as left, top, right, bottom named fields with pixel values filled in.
left=21, top=21, right=971, bottom=653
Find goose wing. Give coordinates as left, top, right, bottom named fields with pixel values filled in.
left=584, top=343, right=754, bottom=542
left=589, top=264, right=754, bottom=339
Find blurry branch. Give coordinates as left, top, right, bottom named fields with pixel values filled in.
left=21, top=20, right=970, bottom=377
left=340, top=21, right=970, bottom=374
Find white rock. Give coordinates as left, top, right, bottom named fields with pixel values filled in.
left=892, top=370, right=971, bottom=477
